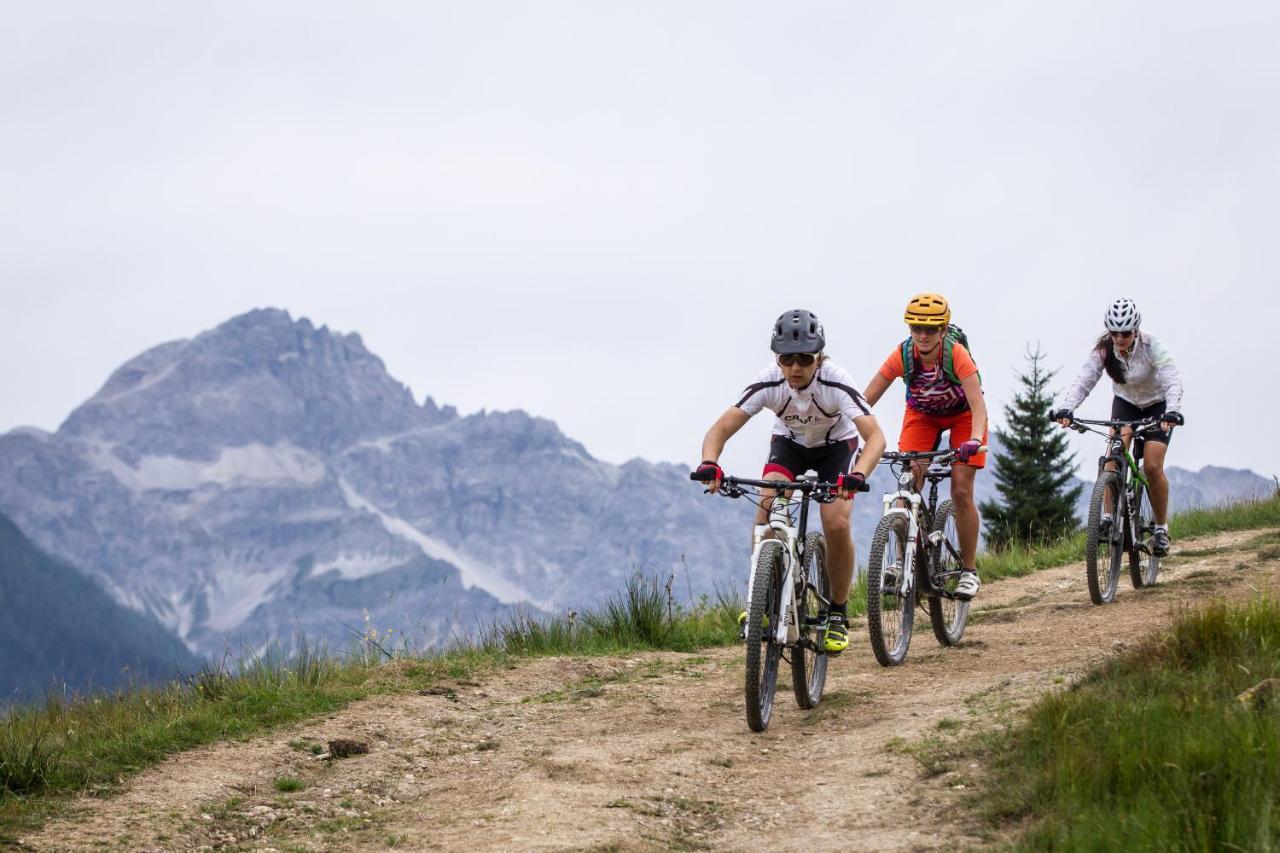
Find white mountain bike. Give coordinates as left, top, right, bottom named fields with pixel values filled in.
left=865, top=447, right=983, bottom=667
left=690, top=470, right=867, bottom=732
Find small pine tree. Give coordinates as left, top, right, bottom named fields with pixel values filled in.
left=981, top=346, right=1083, bottom=547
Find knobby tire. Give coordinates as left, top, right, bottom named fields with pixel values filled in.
left=1129, top=483, right=1160, bottom=588
left=745, top=541, right=784, bottom=732
left=791, top=532, right=829, bottom=709
left=866, top=514, right=915, bottom=667
left=1086, top=471, right=1123, bottom=604
left=927, top=499, right=970, bottom=646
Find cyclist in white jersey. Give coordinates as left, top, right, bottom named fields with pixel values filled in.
left=694, top=309, right=886, bottom=654
left=1052, top=297, right=1185, bottom=555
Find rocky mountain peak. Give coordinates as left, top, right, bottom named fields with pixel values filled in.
left=59, top=308, right=450, bottom=455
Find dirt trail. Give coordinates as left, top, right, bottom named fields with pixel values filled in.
left=22, top=528, right=1279, bottom=852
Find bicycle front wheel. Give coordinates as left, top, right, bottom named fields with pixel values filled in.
left=1086, top=471, right=1123, bottom=604
left=927, top=499, right=970, bottom=646
left=745, top=541, right=784, bottom=732
left=791, top=532, right=829, bottom=710
left=866, top=514, right=915, bottom=667
left=1128, top=484, right=1159, bottom=588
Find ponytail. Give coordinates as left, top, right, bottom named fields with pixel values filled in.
left=1094, top=334, right=1127, bottom=384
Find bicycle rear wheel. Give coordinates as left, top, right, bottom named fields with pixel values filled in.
left=866, top=514, right=915, bottom=667
left=927, top=499, right=970, bottom=646
left=1085, top=471, right=1123, bottom=604
left=745, top=541, right=784, bottom=732
left=1129, top=484, right=1159, bottom=588
left=791, top=532, right=829, bottom=709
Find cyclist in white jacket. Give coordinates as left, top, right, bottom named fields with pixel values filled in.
left=1051, top=298, right=1184, bottom=555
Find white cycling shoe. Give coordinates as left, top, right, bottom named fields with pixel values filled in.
left=954, top=571, right=980, bottom=601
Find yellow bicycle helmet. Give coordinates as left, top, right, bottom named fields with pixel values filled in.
left=903, top=293, right=951, bottom=326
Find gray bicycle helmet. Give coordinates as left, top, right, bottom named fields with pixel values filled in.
left=771, top=309, right=825, bottom=354
left=1104, top=298, right=1141, bottom=332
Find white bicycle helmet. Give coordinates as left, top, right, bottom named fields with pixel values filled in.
left=1103, top=298, right=1141, bottom=332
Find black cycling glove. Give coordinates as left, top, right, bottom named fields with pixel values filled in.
left=691, top=461, right=723, bottom=483
left=835, top=472, right=869, bottom=496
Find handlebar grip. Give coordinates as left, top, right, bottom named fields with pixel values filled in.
left=836, top=474, right=871, bottom=493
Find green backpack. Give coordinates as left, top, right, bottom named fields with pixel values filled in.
left=899, top=324, right=980, bottom=387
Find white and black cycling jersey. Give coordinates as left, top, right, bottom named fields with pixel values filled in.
left=1056, top=331, right=1184, bottom=413
left=735, top=360, right=872, bottom=448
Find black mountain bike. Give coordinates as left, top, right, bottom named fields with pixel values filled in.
left=690, top=470, right=866, bottom=732
left=1064, top=415, right=1175, bottom=604
left=865, top=448, right=976, bottom=667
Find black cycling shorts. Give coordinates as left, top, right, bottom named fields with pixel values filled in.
left=1110, top=397, right=1172, bottom=448
left=762, top=435, right=860, bottom=482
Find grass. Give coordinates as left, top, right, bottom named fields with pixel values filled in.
left=981, top=594, right=1280, bottom=850
left=1, top=494, right=1276, bottom=842
left=978, top=493, right=1280, bottom=582
left=487, top=573, right=741, bottom=657
left=0, top=572, right=741, bottom=841
left=1172, top=494, right=1280, bottom=538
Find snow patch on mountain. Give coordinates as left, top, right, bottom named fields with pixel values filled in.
left=338, top=480, right=531, bottom=605
left=309, top=552, right=407, bottom=581
left=96, top=355, right=184, bottom=404
left=204, top=565, right=291, bottom=634
left=340, top=423, right=457, bottom=456
left=87, top=441, right=326, bottom=492
left=166, top=590, right=197, bottom=647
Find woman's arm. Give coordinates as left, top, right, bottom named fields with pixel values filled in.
left=863, top=372, right=894, bottom=408
left=960, top=374, right=987, bottom=439
left=1056, top=349, right=1106, bottom=415
left=852, top=414, right=886, bottom=476
left=700, top=407, right=752, bottom=464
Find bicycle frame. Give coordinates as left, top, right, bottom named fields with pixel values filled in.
left=1075, top=416, right=1164, bottom=553
left=709, top=472, right=848, bottom=650
left=745, top=480, right=826, bottom=646
left=1099, top=435, right=1146, bottom=491
left=878, top=453, right=963, bottom=601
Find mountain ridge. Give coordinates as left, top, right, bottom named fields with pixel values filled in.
left=0, top=308, right=1270, bottom=666
left=0, top=309, right=744, bottom=658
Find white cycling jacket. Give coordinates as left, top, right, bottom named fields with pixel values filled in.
left=735, top=360, right=872, bottom=448
left=1056, top=331, right=1184, bottom=413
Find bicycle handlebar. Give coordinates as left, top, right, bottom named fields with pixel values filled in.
left=1064, top=415, right=1172, bottom=439
left=720, top=475, right=869, bottom=492
left=879, top=446, right=988, bottom=464
left=687, top=472, right=869, bottom=500
left=1068, top=416, right=1165, bottom=429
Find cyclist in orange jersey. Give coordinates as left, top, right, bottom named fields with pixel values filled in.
left=861, top=294, right=988, bottom=600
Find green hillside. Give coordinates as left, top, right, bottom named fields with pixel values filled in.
left=0, top=512, right=200, bottom=704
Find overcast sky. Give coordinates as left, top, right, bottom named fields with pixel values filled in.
left=3, top=2, right=1277, bottom=482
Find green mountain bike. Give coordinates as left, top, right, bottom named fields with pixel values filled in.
left=1066, top=415, right=1173, bottom=604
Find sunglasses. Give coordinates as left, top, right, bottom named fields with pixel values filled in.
left=777, top=352, right=818, bottom=367
left=909, top=325, right=943, bottom=335
left=1109, top=330, right=1136, bottom=339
